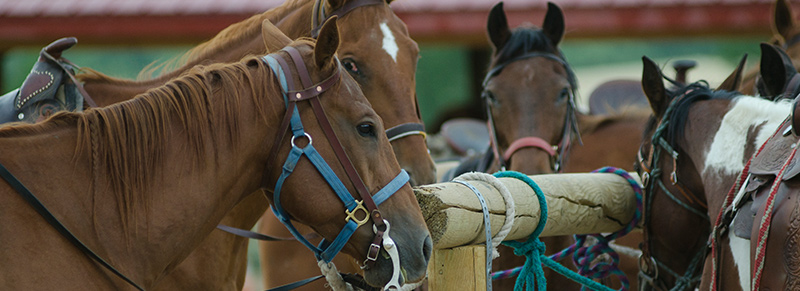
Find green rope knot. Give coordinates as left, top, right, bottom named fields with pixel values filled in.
left=509, top=239, right=546, bottom=257
left=494, top=171, right=549, bottom=291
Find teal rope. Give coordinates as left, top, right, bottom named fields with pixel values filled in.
left=495, top=171, right=547, bottom=291
left=496, top=171, right=615, bottom=291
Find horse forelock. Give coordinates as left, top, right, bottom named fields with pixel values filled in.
left=492, top=26, right=554, bottom=68
left=662, top=83, right=736, bottom=149
left=490, top=26, right=577, bottom=91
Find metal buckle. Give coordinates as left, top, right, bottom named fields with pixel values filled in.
left=364, top=242, right=381, bottom=265
left=345, top=200, right=370, bottom=227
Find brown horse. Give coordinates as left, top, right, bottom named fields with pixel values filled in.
left=0, top=18, right=430, bottom=290
left=454, top=2, right=582, bottom=290
left=741, top=0, right=800, bottom=95
left=636, top=47, right=796, bottom=290
left=469, top=2, right=653, bottom=290
left=71, top=0, right=432, bottom=289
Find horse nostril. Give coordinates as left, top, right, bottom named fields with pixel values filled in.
left=422, top=235, right=433, bottom=264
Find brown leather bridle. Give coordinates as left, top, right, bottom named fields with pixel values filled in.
left=634, top=92, right=710, bottom=291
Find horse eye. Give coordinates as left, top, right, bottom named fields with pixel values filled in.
left=482, top=90, right=497, bottom=103
left=558, top=88, right=570, bottom=102
left=342, top=58, right=359, bottom=75
left=357, top=122, right=376, bottom=137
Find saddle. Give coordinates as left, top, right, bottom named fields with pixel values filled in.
left=732, top=102, right=800, bottom=239
left=439, top=118, right=490, bottom=156
left=0, top=37, right=89, bottom=124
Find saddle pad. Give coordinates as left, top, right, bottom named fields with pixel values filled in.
left=440, top=118, right=490, bottom=155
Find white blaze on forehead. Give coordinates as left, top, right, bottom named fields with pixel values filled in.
left=703, top=96, right=790, bottom=176
left=379, top=22, right=398, bottom=62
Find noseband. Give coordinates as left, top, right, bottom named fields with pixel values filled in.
left=635, top=92, right=710, bottom=291
left=262, top=47, right=408, bottom=273
left=481, top=51, right=580, bottom=172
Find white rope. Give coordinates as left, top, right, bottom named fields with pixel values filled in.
left=454, top=172, right=516, bottom=259
left=608, top=241, right=642, bottom=259
left=318, top=260, right=354, bottom=291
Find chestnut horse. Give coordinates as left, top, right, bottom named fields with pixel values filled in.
left=0, top=19, right=430, bottom=290
left=636, top=46, right=796, bottom=290
left=71, top=0, right=432, bottom=289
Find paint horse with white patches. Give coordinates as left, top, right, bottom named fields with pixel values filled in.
left=636, top=45, right=800, bottom=290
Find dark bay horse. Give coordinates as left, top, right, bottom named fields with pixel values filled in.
left=741, top=0, right=800, bottom=95
left=636, top=47, right=796, bottom=290
left=69, top=0, right=432, bottom=288
left=447, top=2, right=648, bottom=290
left=0, top=19, right=430, bottom=290
left=444, top=2, right=585, bottom=290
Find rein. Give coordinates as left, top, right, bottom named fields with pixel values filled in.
left=635, top=92, right=709, bottom=291
left=261, top=47, right=407, bottom=288
left=481, top=51, right=580, bottom=172
left=0, top=161, right=144, bottom=290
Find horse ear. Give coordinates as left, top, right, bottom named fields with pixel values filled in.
left=262, top=19, right=292, bottom=53
left=641, top=56, right=668, bottom=118
left=315, top=16, right=340, bottom=69
left=717, top=54, right=747, bottom=92
left=487, top=2, right=511, bottom=52
left=759, top=42, right=796, bottom=98
left=542, top=2, right=565, bottom=47
left=773, top=0, right=796, bottom=41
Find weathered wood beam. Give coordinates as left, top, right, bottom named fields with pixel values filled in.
left=415, top=172, right=640, bottom=249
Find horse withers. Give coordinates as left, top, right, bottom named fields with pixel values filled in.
left=0, top=18, right=430, bottom=290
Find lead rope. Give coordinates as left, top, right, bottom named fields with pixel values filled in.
left=451, top=171, right=517, bottom=291
left=752, top=138, right=800, bottom=290
left=493, top=167, right=642, bottom=291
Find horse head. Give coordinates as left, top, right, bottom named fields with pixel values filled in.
left=309, top=0, right=435, bottom=186
left=260, top=18, right=431, bottom=288
left=482, top=1, right=579, bottom=174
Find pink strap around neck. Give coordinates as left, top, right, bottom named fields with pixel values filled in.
left=502, top=137, right=557, bottom=162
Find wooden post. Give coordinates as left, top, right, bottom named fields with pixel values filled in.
left=416, top=172, right=640, bottom=249
left=427, top=245, right=487, bottom=291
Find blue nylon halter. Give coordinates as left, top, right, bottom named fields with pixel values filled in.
left=262, top=51, right=408, bottom=263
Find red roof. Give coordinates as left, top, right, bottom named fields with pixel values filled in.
left=0, top=0, right=789, bottom=47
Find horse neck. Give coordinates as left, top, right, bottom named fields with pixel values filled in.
left=81, top=62, right=281, bottom=286
left=80, top=1, right=316, bottom=106
left=562, top=111, right=649, bottom=173
left=686, top=96, right=790, bottom=213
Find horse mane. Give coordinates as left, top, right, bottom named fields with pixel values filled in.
left=138, top=0, right=311, bottom=79
left=490, top=24, right=578, bottom=89
left=663, top=81, right=740, bottom=147
left=0, top=53, right=282, bottom=228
